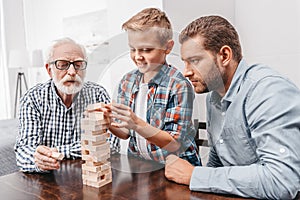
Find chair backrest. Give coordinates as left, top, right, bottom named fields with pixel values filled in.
left=194, top=119, right=208, bottom=147
left=194, top=119, right=209, bottom=165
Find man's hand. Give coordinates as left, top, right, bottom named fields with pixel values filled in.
left=34, top=145, right=60, bottom=171
left=165, top=154, right=195, bottom=185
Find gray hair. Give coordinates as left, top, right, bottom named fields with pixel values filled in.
left=45, top=37, right=87, bottom=63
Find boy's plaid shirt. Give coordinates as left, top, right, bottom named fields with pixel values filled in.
left=110, top=64, right=201, bottom=165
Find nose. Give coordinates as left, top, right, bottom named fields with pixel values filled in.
left=67, top=63, right=77, bottom=76
left=183, top=63, right=193, bottom=77
left=134, top=51, right=143, bottom=60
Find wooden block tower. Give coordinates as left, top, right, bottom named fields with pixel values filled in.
left=81, top=102, right=112, bottom=188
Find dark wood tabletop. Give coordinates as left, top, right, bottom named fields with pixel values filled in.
left=0, top=153, right=295, bottom=200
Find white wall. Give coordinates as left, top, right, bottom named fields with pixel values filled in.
left=163, top=0, right=236, bottom=121
left=23, top=0, right=163, bottom=85
left=235, top=0, right=300, bottom=87
left=4, top=0, right=300, bottom=119
left=164, top=0, right=300, bottom=122
left=3, top=0, right=28, bottom=117
left=23, top=0, right=107, bottom=51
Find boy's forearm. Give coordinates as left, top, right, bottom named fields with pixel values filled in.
left=135, top=120, right=180, bottom=152
left=109, top=126, right=130, bottom=139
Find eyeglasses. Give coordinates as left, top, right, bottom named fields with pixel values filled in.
left=50, top=60, right=87, bottom=70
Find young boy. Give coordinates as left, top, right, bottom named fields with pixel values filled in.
left=108, top=8, right=201, bottom=166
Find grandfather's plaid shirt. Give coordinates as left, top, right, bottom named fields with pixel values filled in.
left=15, top=80, right=110, bottom=172
left=110, top=64, right=201, bottom=166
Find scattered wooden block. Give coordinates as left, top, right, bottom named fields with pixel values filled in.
left=51, top=152, right=64, bottom=160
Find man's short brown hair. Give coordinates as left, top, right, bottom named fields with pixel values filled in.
left=179, top=15, right=242, bottom=62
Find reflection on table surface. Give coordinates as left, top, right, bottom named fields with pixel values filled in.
left=0, top=153, right=275, bottom=200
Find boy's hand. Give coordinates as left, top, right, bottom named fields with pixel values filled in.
left=109, top=103, right=146, bottom=131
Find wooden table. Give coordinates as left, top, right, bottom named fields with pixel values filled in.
left=0, top=153, right=292, bottom=200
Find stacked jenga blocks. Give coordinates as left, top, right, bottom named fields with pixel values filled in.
left=81, top=102, right=112, bottom=188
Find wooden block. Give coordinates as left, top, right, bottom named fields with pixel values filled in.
left=82, top=142, right=110, bottom=152
left=81, top=123, right=109, bottom=131
left=82, top=169, right=111, bottom=182
left=84, top=160, right=105, bottom=167
left=83, top=177, right=112, bottom=188
left=86, top=111, right=104, bottom=120
left=82, top=140, right=106, bottom=147
left=100, top=162, right=111, bottom=171
left=81, top=133, right=109, bottom=142
left=82, top=166, right=110, bottom=176
left=82, top=163, right=112, bottom=188
left=82, top=163, right=102, bottom=172
left=81, top=151, right=110, bottom=162
left=82, top=148, right=89, bottom=155
left=83, top=129, right=107, bottom=136
left=82, top=161, right=110, bottom=172
left=51, top=152, right=64, bottom=160
left=81, top=118, right=109, bottom=126
left=86, top=102, right=105, bottom=111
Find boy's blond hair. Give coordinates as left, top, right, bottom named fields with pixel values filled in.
left=122, top=8, right=173, bottom=45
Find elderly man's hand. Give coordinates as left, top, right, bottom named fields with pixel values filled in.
left=34, top=145, right=60, bottom=171
left=165, top=154, right=195, bottom=185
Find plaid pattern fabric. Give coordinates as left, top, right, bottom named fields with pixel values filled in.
left=110, top=64, right=201, bottom=166
left=15, top=80, right=110, bottom=172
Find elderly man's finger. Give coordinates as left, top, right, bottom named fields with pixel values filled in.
left=36, top=146, right=52, bottom=157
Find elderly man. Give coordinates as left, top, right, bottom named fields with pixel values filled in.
left=15, top=37, right=110, bottom=172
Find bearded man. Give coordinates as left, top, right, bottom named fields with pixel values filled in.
left=15, top=38, right=110, bottom=172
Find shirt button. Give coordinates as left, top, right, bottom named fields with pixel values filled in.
left=221, top=112, right=225, bottom=116
left=279, top=148, right=286, bottom=153
left=219, top=139, right=224, bottom=144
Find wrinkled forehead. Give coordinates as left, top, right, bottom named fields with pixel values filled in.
left=52, top=43, right=84, bottom=60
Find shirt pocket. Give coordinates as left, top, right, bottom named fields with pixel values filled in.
left=219, top=124, right=258, bottom=166
left=149, top=100, right=167, bottom=129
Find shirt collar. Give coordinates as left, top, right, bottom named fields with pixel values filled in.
left=133, top=63, right=170, bottom=91
left=149, top=63, right=170, bottom=87
left=222, top=59, right=249, bottom=103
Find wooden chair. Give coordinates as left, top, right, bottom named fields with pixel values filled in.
left=194, top=119, right=208, bottom=147
left=194, top=119, right=209, bottom=165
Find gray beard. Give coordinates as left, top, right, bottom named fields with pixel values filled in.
left=51, top=71, right=85, bottom=95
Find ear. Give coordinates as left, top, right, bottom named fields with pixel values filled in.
left=45, top=63, right=53, bottom=78
left=165, top=40, right=174, bottom=54
left=219, top=45, right=232, bottom=66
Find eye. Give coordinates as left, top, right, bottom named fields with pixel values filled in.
left=141, top=48, right=153, bottom=52
left=190, top=59, right=200, bottom=65
left=130, top=48, right=136, bottom=52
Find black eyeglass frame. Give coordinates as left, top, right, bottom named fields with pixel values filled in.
left=49, top=60, right=87, bottom=70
